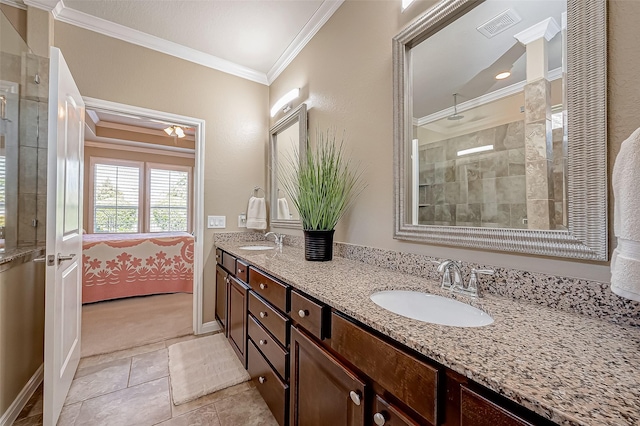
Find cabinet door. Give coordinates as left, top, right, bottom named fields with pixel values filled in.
left=372, top=395, right=420, bottom=426
left=460, top=386, right=534, bottom=426
left=215, top=265, right=228, bottom=333
left=228, top=276, right=249, bottom=367
left=290, top=326, right=366, bottom=426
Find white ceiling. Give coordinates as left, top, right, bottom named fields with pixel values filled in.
left=20, top=0, right=344, bottom=84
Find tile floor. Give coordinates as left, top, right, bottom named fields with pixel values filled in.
left=14, top=334, right=278, bottom=426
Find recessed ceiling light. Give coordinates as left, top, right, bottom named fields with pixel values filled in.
left=495, top=71, right=511, bottom=80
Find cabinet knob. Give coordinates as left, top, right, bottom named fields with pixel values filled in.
left=349, top=390, right=361, bottom=406
left=259, top=311, right=267, bottom=319
left=298, top=309, right=308, bottom=318
left=373, top=412, right=386, bottom=426
left=259, top=339, right=267, bottom=346
left=259, top=283, right=267, bottom=290
left=258, top=376, right=266, bottom=384
left=238, top=268, right=244, bottom=274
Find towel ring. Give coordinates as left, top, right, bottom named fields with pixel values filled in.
left=252, top=187, right=265, bottom=198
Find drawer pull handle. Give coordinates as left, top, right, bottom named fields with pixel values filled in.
left=258, top=376, right=266, bottom=384
left=298, top=309, right=308, bottom=318
left=349, top=390, right=361, bottom=406
left=373, top=412, right=387, bottom=426
left=259, top=339, right=267, bottom=346
left=238, top=268, right=244, bottom=273
left=259, top=311, right=268, bottom=319
left=259, top=283, right=267, bottom=290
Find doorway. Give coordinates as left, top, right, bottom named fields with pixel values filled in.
left=81, top=97, right=212, bottom=355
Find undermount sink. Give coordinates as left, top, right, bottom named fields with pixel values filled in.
left=370, top=290, right=493, bottom=327
left=239, top=245, right=275, bottom=251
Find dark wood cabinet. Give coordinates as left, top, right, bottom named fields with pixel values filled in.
left=373, top=395, right=421, bottom=426
left=460, top=386, right=533, bottom=426
left=215, top=265, right=228, bottom=333
left=290, top=325, right=366, bottom=426
left=227, top=276, right=249, bottom=367
left=248, top=340, right=289, bottom=426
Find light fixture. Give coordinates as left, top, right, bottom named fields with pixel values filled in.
left=447, top=93, right=464, bottom=121
left=495, top=71, right=511, bottom=80
left=164, top=125, right=186, bottom=138
left=402, top=0, right=415, bottom=10
left=457, top=145, right=494, bottom=157
left=270, top=88, right=299, bottom=117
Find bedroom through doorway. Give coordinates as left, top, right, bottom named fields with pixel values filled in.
left=79, top=99, right=207, bottom=358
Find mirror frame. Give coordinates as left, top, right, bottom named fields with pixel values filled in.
left=269, top=103, right=308, bottom=229
left=393, top=0, right=607, bottom=261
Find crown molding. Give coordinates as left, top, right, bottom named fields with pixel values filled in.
left=416, top=67, right=563, bottom=126
left=514, top=17, right=561, bottom=45
left=267, top=0, right=344, bottom=84
left=0, top=0, right=27, bottom=10
left=25, top=0, right=269, bottom=85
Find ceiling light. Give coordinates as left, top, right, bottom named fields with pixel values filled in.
left=457, top=145, right=494, bottom=157
left=164, top=125, right=186, bottom=138
left=495, top=71, right=511, bottom=80
left=270, top=88, right=299, bottom=117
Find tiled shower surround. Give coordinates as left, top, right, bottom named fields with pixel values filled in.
left=416, top=119, right=566, bottom=229
left=213, top=232, right=640, bottom=327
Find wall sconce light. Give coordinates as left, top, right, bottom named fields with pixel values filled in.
left=270, top=88, right=300, bottom=117
left=402, top=0, right=415, bottom=10
left=164, top=125, right=185, bottom=138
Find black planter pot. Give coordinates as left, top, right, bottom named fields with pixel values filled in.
left=304, top=229, right=334, bottom=261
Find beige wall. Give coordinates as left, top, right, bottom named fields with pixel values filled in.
left=270, top=0, right=640, bottom=283
left=54, top=21, right=269, bottom=323
left=0, top=4, right=27, bottom=43
left=0, top=261, right=45, bottom=414
left=82, top=146, right=195, bottom=232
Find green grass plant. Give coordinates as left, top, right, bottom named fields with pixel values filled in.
left=279, top=128, right=366, bottom=231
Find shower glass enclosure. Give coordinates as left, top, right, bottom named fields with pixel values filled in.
left=0, top=9, right=49, bottom=254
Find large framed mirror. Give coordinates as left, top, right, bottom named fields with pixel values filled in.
left=269, top=103, right=307, bottom=229
left=393, top=0, right=607, bottom=260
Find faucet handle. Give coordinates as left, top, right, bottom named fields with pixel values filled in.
left=467, top=269, right=495, bottom=297
left=472, top=269, right=494, bottom=276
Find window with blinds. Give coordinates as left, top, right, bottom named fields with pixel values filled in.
left=149, top=168, right=189, bottom=232
left=93, top=163, right=140, bottom=233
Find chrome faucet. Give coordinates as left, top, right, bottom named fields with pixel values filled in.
left=436, top=259, right=494, bottom=297
left=264, top=232, right=285, bottom=248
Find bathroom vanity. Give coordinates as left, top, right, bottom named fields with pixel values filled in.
left=213, top=243, right=640, bottom=426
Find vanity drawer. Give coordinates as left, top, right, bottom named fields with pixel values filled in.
left=374, top=395, right=421, bottom=426
left=249, top=291, right=289, bottom=347
left=330, top=312, right=440, bottom=425
left=248, top=314, right=288, bottom=380
left=460, top=386, right=534, bottom=426
left=248, top=340, right=288, bottom=426
left=249, top=267, right=289, bottom=313
left=222, top=251, right=236, bottom=274
left=290, top=290, right=327, bottom=340
left=215, top=248, right=222, bottom=265
left=235, top=260, right=249, bottom=283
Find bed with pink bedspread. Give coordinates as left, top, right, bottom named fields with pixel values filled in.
left=82, top=232, right=194, bottom=304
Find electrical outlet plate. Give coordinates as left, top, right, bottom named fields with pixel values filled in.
left=208, top=215, right=226, bottom=229
left=238, top=213, right=247, bottom=228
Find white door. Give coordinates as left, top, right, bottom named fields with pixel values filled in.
left=43, top=47, right=84, bottom=426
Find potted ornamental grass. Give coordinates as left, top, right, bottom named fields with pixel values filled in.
left=279, top=128, right=366, bottom=261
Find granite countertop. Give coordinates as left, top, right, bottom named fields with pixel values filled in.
left=0, top=246, right=45, bottom=266
left=216, top=241, right=640, bottom=426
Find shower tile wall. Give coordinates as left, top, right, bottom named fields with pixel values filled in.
left=17, top=53, right=48, bottom=247
left=418, top=121, right=527, bottom=228
left=418, top=121, right=567, bottom=229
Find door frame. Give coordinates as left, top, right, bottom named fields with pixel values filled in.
left=82, top=97, right=214, bottom=334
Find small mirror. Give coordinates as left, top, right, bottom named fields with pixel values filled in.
left=393, top=0, right=607, bottom=260
left=269, top=103, right=307, bottom=229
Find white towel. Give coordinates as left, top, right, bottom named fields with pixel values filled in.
left=611, top=127, right=640, bottom=302
left=246, top=196, right=267, bottom=230
left=277, top=198, right=291, bottom=220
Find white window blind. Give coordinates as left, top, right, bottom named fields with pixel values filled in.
left=93, top=163, right=140, bottom=233
left=149, top=168, right=189, bottom=232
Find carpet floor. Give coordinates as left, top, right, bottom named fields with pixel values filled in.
left=82, top=293, right=193, bottom=357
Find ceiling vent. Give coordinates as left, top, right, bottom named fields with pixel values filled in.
left=477, top=9, right=522, bottom=38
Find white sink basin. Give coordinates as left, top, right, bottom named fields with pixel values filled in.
left=370, top=290, right=493, bottom=327
left=239, top=245, right=275, bottom=251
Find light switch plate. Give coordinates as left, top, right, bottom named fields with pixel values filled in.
left=208, top=215, right=226, bottom=229
left=238, top=213, right=247, bottom=228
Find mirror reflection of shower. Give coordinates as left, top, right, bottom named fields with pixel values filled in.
left=447, top=93, right=464, bottom=121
